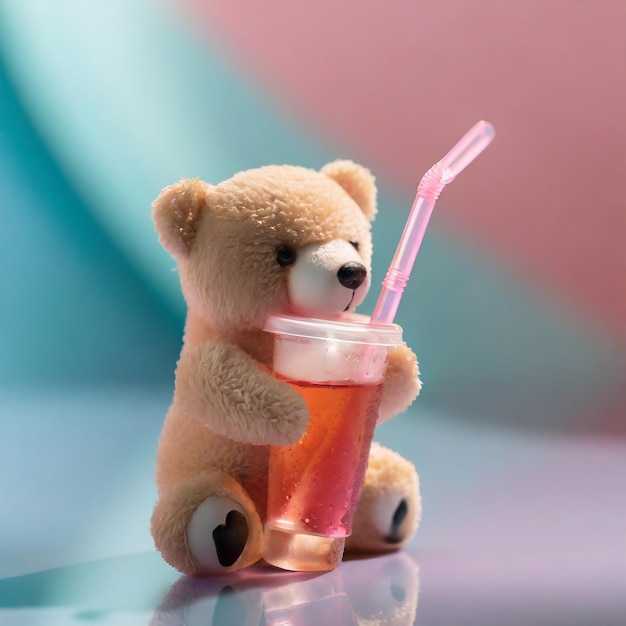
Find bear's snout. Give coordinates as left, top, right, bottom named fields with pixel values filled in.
left=287, top=240, right=371, bottom=316
left=337, top=262, right=367, bottom=290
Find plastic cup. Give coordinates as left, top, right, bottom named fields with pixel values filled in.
left=262, top=313, right=404, bottom=571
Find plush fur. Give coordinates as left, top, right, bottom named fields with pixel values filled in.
left=151, top=161, right=421, bottom=575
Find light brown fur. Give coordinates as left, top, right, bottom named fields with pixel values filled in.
left=151, top=161, right=421, bottom=575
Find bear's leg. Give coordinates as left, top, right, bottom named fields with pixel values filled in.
left=345, top=442, right=421, bottom=553
left=151, top=471, right=263, bottom=575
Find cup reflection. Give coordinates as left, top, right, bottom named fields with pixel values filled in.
left=151, top=552, right=419, bottom=626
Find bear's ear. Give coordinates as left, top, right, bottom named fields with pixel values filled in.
left=320, top=159, right=377, bottom=221
left=152, top=178, right=214, bottom=258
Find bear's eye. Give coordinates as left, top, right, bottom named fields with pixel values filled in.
left=277, top=246, right=297, bottom=267
left=349, top=240, right=360, bottom=251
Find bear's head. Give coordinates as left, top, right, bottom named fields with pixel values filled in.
left=153, top=160, right=377, bottom=330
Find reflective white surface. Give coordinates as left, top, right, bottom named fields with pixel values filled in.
left=2, top=388, right=625, bottom=624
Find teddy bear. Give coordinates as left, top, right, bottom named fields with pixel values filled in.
left=150, top=160, right=422, bottom=576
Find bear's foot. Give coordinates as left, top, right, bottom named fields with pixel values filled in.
left=151, top=472, right=263, bottom=575
left=346, top=443, right=421, bottom=553
left=188, top=496, right=251, bottom=570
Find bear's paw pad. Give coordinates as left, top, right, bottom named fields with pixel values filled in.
left=213, top=510, right=249, bottom=567
left=385, top=498, right=409, bottom=544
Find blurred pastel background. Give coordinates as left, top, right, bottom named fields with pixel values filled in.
left=1, top=1, right=625, bottom=624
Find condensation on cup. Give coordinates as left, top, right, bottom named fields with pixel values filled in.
left=262, top=312, right=404, bottom=571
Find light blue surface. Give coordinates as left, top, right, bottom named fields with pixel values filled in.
left=1, top=389, right=625, bottom=624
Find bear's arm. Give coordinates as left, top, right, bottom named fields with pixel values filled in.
left=378, top=343, right=421, bottom=424
left=173, top=340, right=310, bottom=445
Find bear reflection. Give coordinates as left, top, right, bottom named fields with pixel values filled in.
left=151, top=552, right=419, bottom=626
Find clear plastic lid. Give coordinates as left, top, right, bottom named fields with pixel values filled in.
left=264, top=312, right=403, bottom=346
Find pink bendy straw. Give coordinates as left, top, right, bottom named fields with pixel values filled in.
left=371, top=120, right=496, bottom=324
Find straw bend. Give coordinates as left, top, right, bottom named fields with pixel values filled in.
left=371, top=120, right=495, bottom=324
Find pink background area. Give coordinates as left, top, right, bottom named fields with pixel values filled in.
left=180, top=0, right=626, bottom=342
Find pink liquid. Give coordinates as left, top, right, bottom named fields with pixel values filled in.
left=266, top=380, right=383, bottom=537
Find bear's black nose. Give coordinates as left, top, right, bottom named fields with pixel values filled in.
left=337, top=262, right=367, bottom=289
